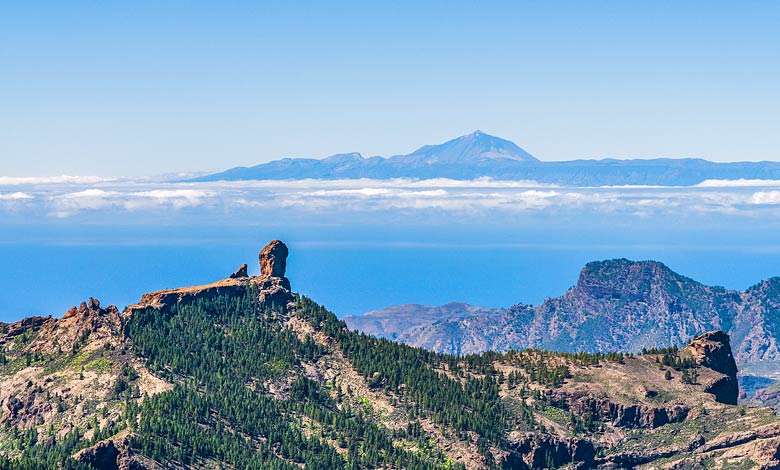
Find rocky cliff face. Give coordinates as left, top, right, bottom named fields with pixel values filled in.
left=259, top=239, right=288, bottom=277
left=347, top=259, right=780, bottom=383
left=682, top=330, right=739, bottom=404
left=129, top=240, right=294, bottom=313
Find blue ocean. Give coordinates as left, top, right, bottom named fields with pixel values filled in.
left=2, top=224, right=780, bottom=322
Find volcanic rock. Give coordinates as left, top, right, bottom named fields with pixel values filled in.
left=682, top=330, right=739, bottom=404
left=230, top=263, right=248, bottom=279
left=260, top=240, right=288, bottom=278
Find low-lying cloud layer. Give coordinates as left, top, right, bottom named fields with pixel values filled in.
left=3, top=177, right=780, bottom=224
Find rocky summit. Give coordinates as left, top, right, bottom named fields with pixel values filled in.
left=1, top=243, right=780, bottom=469
left=346, top=259, right=780, bottom=401
left=260, top=239, right=289, bottom=277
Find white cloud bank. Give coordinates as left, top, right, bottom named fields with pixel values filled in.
left=0, top=192, right=32, bottom=200
left=2, top=177, right=780, bottom=221
left=0, top=175, right=114, bottom=185
left=48, top=188, right=215, bottom=217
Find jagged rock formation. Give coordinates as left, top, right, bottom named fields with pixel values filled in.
left=682, top=330, right=739, bottom=404
left=2, top=243, right=780, bottom=469
left=74, top=437, right=149, bottom=470
left=259, top=239, right=288, bottom=277
left=505, top=433, right=596, bottom=469
left=229, top=263, right=248, bottom=279
left=129, top=240, right=293, bottom=313
left=74, top=439, right=121, bottom=470
left=550, top=391, right=690, bottom=429
left=0, top=297, right=170, bottom=457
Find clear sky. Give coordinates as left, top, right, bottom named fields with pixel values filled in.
left=2, top=1, right=779, bottom=176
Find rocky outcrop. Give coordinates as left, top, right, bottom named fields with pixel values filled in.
left=260, top=240, right=288, bottom=277
left=230, top=263, right=248, bottom=279
left=128, top=241, right=294, bottom=313
left=505, top=432, right=596, bottom=469
left=682, top=330, right=739, bottom=404
left=75, top=440, right=120, bottom=469
left=552, top=392, right=689, bottom=429
left=74, top=438, right=148, bottom=470
left=0, top=316, right=54, bottom=338
left=131, top=279, right=248, bottom=311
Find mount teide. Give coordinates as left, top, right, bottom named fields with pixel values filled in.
left=193, top=131, right=780, bottom=185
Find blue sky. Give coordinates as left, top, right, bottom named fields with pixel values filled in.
left=2, top=1, right=779, bottom=176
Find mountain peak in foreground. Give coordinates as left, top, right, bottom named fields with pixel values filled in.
left=2, top=243, right=780, bottom=469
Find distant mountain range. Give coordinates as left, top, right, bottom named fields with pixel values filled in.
left=193, top=131, right=780, bottom=185
left=345, top=259, right=780, bottom=385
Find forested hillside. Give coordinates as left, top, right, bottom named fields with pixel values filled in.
left=1, top=242, right=779, bottom=469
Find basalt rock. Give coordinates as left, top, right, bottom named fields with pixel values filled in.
left=0, top=316, right=52, bottom=337
left=75, top=440, right=120, bottom=470
left=75, top=438, right=148, bottom=470
left=130, top=242, right=294, bottom=314
left=505, top=432, right=596, bottom=469
left=260, top=240, right=288, bottom=278
left=551, top=392, right=689, bottom=429
left=682, top=330, right=739, bottom=404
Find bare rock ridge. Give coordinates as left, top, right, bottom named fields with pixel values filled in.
left=129, top=240, right=292, bottom=312
left=682, top=330, right=739, bottom=404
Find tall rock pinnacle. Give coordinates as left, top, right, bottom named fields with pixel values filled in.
left=682, top=330, right=739, bottom=405
left=259, top=240, right=288, bottom=278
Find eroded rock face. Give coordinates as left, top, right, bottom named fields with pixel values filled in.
left=505, top=433, right=596, bottom=469
left=259, top=240, right=288, bottom=278
left=230, top=263, right=248, bottom=279
left=682, top=330, right=739, bottom=404
left=75, top=440, right=120, bottom=470
left=130, top=241, right=294, bottom=314
left=552, top=392, right=689, bottom=429
left=75, top=438, right=148, bottom=470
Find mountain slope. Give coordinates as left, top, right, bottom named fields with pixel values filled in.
left=192, top=131, right=780, bottom=185
left=345, top=259, right=780, bottom=381
left=2, top=242, right=780, bottom=469
left=344, top=302, right=507, bottom=342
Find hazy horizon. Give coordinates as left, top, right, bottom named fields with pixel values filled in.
left=5, top=129, right=780, bottom=180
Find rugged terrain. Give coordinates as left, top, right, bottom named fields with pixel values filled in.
left=1, top=242, right=780, bottom=469
left=346, top=259, right=780, bottom=395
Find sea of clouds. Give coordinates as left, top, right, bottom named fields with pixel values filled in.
left=2, top=176, right=780, bottom=224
